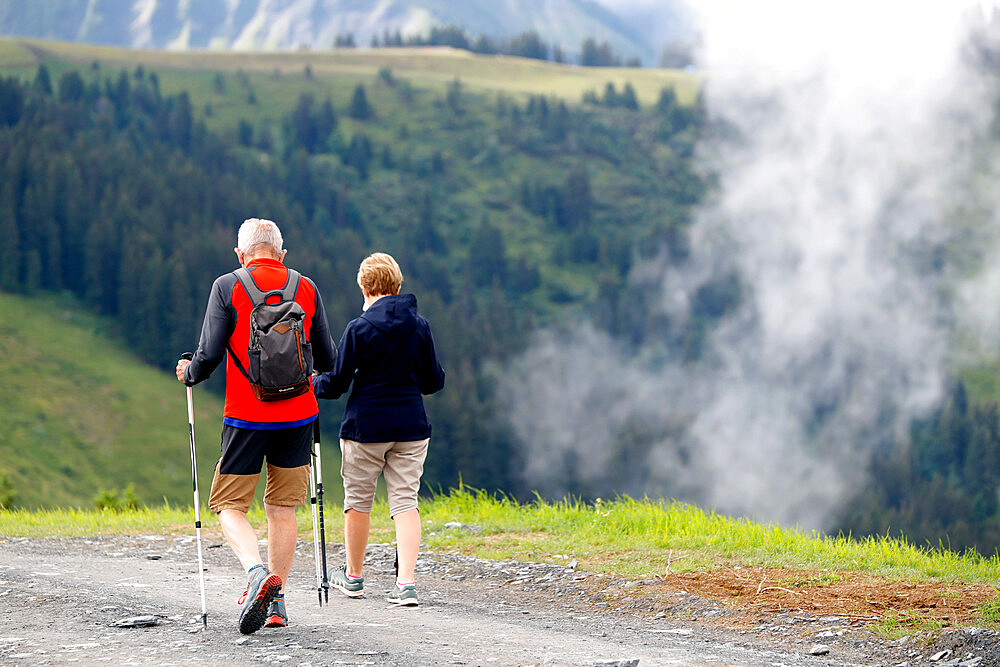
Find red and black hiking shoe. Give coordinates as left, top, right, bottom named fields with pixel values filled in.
left=238, top=565, right=282, bottom=635
left=264, top=594, right=288, bottom=628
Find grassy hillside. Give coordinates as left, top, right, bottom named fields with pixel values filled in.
left=0, top=290, right=228, bottom=508
left=0, top=38, right=698, bottom=124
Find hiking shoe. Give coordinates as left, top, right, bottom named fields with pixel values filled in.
left=331, top=565, right=364, bottom=598
left=237, top=565, right=282, bottom=635
left=386, top=583, right=418, bottom=606
left=264, top=594, right=287, bottom=628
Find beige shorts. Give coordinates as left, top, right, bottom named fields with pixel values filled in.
left=340, top=438, right=429, bottom=517
left=208, top=462, right=310, bottom=513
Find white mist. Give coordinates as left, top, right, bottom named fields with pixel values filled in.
left=500, top=1, right=1000, bottom=528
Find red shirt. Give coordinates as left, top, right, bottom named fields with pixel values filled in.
left=185, top=257, right=337, bottom=428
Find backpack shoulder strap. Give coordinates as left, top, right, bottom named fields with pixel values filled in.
left=227, top=341, right=252, bottom=382
left=281, top=269, right=301, bottom=303
left=228, top=268, right=261, bottom=384
left=233, top=268, right=269, bottom=306
left=236, top=267, right=301, bottom=305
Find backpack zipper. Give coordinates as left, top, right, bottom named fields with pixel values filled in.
left=295, top=329, right=304, bottom=371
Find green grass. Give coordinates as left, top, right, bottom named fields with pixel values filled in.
left=5, top=489, right=1000, bottom=587
left=979, top=596, right=1000, bottom=624
left=870, top=610, right=948, bottom=641
left=413, top=491, right=1000, bottom=583
left=0, top=290, right=346, bottom=509
left=0, top=290, right=224, bottom=507
left=0, top=502, right=323, bottom=538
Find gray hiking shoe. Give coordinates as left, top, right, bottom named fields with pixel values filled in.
left=238, top=565, right=282, bottom=635
left=386, top=584, right=418, bottom=606
left=330, top=565, right=364, bottom=598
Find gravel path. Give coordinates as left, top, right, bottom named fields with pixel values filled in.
left=0, top=535, right=988, bottom=665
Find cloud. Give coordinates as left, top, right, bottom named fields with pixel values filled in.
left=499, top=1, right=1000, bottom=529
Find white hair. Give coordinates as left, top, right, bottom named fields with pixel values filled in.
left=237, top=218, right=283, bottom=255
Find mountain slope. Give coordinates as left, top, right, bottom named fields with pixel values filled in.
left=0, top=0, right=657, bottom=62
left=0, top=37, right=698, bottom=110
left=0, top=291, right=223, bottom=508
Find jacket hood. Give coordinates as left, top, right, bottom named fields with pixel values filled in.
left=360, top=294, right=419, bottom=338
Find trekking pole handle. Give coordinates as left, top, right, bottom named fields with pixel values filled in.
left=181, top=353, right=195, bottom=425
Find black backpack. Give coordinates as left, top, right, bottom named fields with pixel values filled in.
left=227, top=267, right=313, bottom=401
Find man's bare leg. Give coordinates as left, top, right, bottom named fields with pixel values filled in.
left=393, top=509, right=420, bottom=583
left=218, top=508, right=263, bottom=572
left=265, top=503, right=297, bottom=591
left=344, top=508, right=370, bottom=577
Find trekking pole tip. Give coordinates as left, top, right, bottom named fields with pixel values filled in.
left=202, top=613, right=208, bottom=629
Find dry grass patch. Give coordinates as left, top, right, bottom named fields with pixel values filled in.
left=594, top=565, right=1000, bottom=632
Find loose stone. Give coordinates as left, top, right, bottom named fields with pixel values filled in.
left=109, top=615, right=164, bottom=628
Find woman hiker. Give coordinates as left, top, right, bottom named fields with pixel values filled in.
left=313, top=252, right=445, bottom=605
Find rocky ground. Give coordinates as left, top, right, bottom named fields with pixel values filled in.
left=0, top=534, right=997, bottom=665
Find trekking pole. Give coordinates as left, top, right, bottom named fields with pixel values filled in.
left=314, top=420, right=330, bottom=603
left=181, top=353, right=209, bottom=629
left=309, top=442, right=323, bottom=606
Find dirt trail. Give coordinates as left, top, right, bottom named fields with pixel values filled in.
left=0, top=535, right=984, bottom=666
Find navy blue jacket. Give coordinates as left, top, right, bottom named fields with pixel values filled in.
left=313, top=294, right=445, bottom=442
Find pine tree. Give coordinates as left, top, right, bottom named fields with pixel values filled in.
left=167, top=92, right=193, bottom=149
left=345, top=134, right=372, bottom=179
left=238, top=119, right=254, bottom=147
left=0, top=77, right=23, bottom=126
left=507, top=31, right=547, bottom=60
left=468, top=217, right=507, bottom=287
left=319, top=95, right=338, bottom=137
left=446, top=79, right=462, bottom=114
left=563, top=168, right=592, bottom=229
left=57, top=71, right=85, bottom=104
left=84, top=199, right=119, bottom=312
left=620, top=83, right=639, bottom=111
left=657, top=86, right=678, bottom=114
left=349, top=84, right=373, bottom=119
left=602, top=82, right=618, bottom=107
left=0, top=200, right=20, bottom=290
left=414, top=193, right=445, bottom=253
left=23, top=249, right=41, bottom=293
left=33, top=65, right=52, bottom=95
left=290, top=93, right=319, bottom=153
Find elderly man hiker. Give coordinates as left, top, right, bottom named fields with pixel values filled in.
left=314, top=252, right=445, bottom=606
left=175, top=218, right=337, bottom=634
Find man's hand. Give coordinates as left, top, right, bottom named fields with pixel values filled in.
left=176, top=359, right=191, bottom=383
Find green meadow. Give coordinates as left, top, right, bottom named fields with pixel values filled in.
left=5, top=489, right=1000, bottom=587
left=0, top=291, right=226, bottom=507
left=0, top=290, right=348, bottom=510
left=0, top=37, right=699, bottom=133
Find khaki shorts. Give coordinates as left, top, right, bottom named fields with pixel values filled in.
left=340, top=438, right=429, bottom=517
left=208, top=422, right=312, bottom=513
